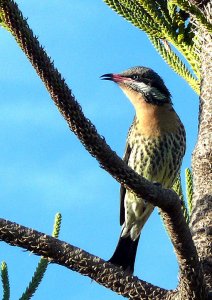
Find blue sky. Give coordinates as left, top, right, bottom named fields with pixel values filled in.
left=0, top=1, right=199, bottom=299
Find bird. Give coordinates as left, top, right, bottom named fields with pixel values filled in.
left=101, top=66, right=186, bottom=273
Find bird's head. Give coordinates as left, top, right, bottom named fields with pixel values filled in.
left=101, top=66, right=172, bottom=106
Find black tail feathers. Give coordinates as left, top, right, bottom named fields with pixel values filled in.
left=108, top=234, right=140, bottom=273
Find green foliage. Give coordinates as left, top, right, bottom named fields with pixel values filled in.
left=149, top=36, right=199, bottom=93
left=161, top=170, right=193, bottom=236
left=185, top=168, right=193, bottom=214
left=172, top=174, right=190, bottom=223
left=19, top=259, right=49, bottom=300
left=103, top=0, right=163, bottom=37
left=171, top=168, right=193, bottom=224
left=171, top=0, right=212, bottom=33
left=19, top=213, right=62, bottom=300
left=103, top=0, right=211, bottom=94
left=52, top=212, right=62, bottom=238
left=1, top=262, right=10, bottom=300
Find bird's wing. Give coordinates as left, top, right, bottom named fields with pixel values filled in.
left=120, top=119, right=135, bottom=225
left=120, top=142, right=131, bottom=225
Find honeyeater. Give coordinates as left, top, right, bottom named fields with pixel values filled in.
left=101, top=66, right=186, bottom=273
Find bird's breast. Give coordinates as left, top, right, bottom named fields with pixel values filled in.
left=136, top=103, right=181, bottom=137
left=127, top=121, right=186, bottom=188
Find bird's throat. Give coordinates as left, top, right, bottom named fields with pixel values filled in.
left=120, top=85, right=178, bottom=136
left=119, top=88, right=178, bottom=136
left=136, top=102, right=178, bottom=137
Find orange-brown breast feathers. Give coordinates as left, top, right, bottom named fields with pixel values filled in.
left=119, top=84, right=179, bottom=137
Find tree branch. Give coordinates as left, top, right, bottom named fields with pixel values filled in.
left=0, top=0, right=207, bottom=298
left=0, top=218, right=169, bottom=300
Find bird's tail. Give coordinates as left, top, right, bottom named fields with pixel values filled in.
left=108, top=234, right=140, bottom=273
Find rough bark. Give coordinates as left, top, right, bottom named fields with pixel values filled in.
left=0, top=218, right=169, bottom=300
left=191, top=28, right=212, bottom=297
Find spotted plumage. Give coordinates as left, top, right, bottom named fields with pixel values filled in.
left=101, top=66, right=186, bottom=273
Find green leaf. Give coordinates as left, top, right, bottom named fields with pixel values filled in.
left=172, top=174, right=190, bottom=223
left=149, top=36, right=200, bottom=94
left=103, top=0, right=203, bottom=93
left=185, top=168, right=193, bottom=214
left=103, top=0, right=162, bottom=37
left=1, top=262, right=10, bottom=300
left=171, top=0, right=212, bottom=33
left=19, top=213, right=62, bottom=300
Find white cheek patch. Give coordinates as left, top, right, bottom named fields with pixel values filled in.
left=134, top=82, right=165, bottom=100
left=136, top=82, right=151, bottom=93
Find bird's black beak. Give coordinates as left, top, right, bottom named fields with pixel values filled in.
left=100, top=73, right=114, bottom=81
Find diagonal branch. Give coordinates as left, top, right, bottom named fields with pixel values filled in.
left=0, top=218, right=168, bottom=300
left=0, top=0, right=206, bottom=299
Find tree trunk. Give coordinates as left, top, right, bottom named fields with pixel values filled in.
left=191, top=27, right=212, bottom=297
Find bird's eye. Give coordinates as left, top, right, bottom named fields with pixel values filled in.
left=131, top=75, right=140, bottom=81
